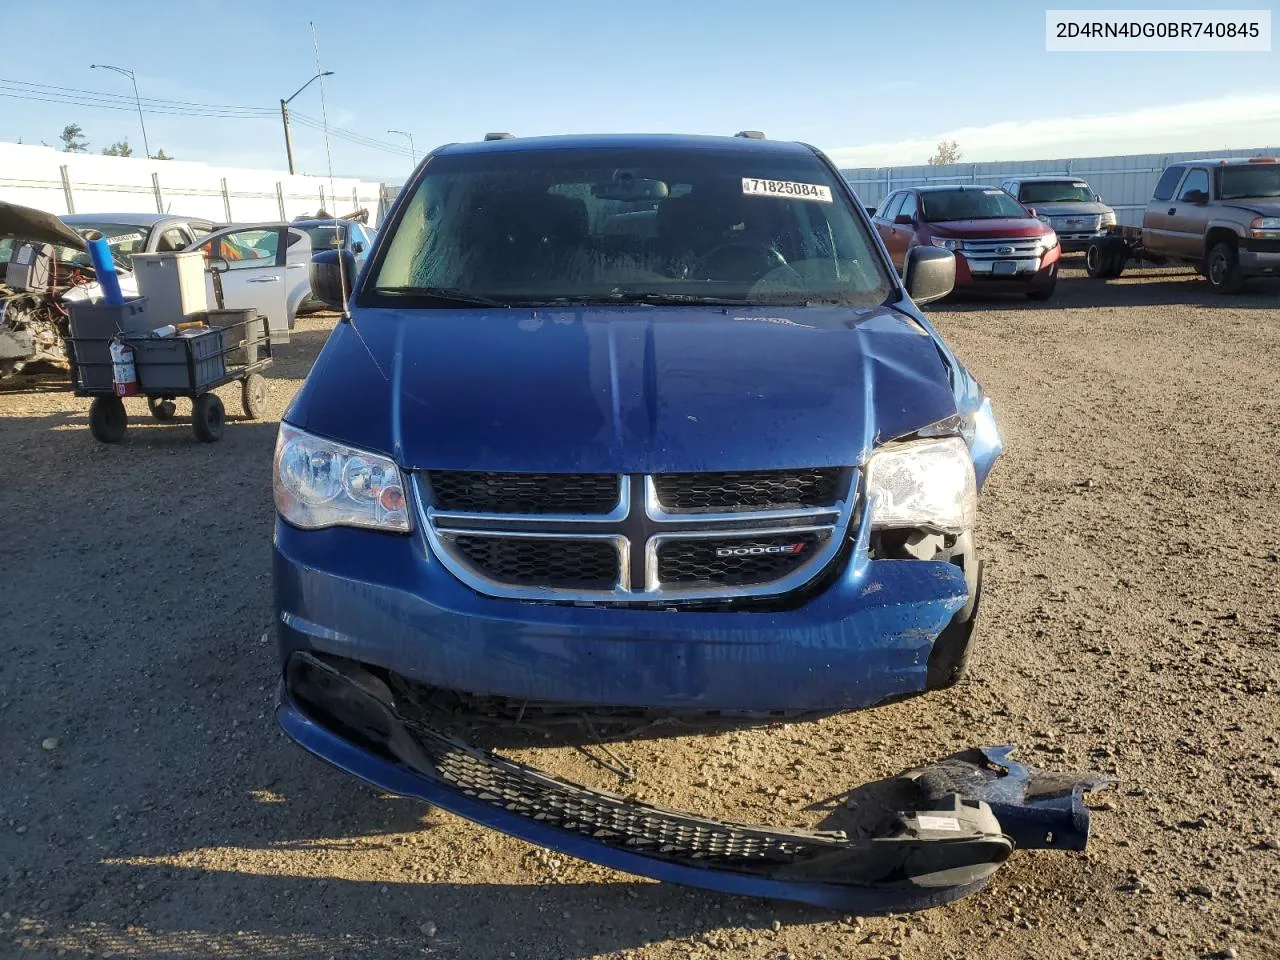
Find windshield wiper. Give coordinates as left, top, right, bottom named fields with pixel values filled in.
left=375, top=286, right=510, bottom=307
left=601, top=291, right=758, bottom=306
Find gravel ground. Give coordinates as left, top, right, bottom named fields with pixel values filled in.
left=1, top=263, right=1277, bottom=960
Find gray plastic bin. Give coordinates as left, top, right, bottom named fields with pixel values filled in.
left=131, top=328, right=228, bottom=393
left=66, top=298, right=151, bottom=392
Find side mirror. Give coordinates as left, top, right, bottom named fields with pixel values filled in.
left=893, top=213, right=913, bottom=226
left=352, top=241, right=365, bottom=254
left=1095, top=193, right=1103, bottom=202
left=903, top=246, right=955, bottom=306
left=1185, top=189, right=1209, bottom=205
left=309, top=248, right=357, bottom=311
left=1025, top=207, right=1037, bottom=218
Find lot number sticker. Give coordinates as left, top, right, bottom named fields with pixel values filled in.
left=742, top=178, right=833, bottom=203
left=917, top=815, right=963, bottom=832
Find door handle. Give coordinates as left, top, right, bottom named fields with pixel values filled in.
left=1167, top=207, right=1177, bottom=215
left=248, top=276, right=281, bottom=283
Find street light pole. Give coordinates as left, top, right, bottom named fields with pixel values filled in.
left=90, top=64, right=150, bottom=158
left=387, top=129, right=417, bottom=166
left=280, top=71, right=334, bottom=175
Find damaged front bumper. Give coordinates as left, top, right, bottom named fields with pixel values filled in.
left=277, top=652, right=1110, bottom=913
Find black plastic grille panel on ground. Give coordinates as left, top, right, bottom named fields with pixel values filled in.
left=657, top=531, right=830, bottom=586
left=427, top=472, right=619, bottom=515
left=653, top=469, right=844, bottom=512
left=426, top=723, right=847, bottom=866
left=446, top=535, right=618, bottom=590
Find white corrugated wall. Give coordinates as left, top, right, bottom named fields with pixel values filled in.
left=840, top=147, right=1280, bottom=226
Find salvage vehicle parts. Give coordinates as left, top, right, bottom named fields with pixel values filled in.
left=1085, top=156, right=1280, bottom=292
left=271, top=131, right=1099, bottom=908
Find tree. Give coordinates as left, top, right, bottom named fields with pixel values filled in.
left=928, top=140, right=962, bottom=166
left=154, top=148, right=174, bottom=160
left=102, top=140, right=134, bottom=157
left=59, top=123, right=89, bottom=153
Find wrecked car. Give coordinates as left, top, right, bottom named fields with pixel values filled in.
left=0, top=205, right=214, bottom=378
left=273, top=132, right=1105, bottom=910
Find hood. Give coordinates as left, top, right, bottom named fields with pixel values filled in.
left=287, top=305, right=960, bottom=474
left=0, top=200, right=87, bottom=250
left=927, top=218, right=1047, bottom=239
left=1027, top=201, right=1112, bottom=217
left=1222, top=199, right=1280, bottom=217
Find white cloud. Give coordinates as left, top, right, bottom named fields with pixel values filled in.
left=826, top=92, right=1280, bottom=168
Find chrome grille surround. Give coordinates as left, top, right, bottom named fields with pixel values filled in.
left=958, top=236, right=1045, bottom=276
left=416, top=470, right=856, bottom=603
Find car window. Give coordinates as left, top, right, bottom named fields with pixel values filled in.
left=372, top=145, right=894, bottom=307
left=920, top=189, right=1028, bottom=222
left=1178, top=169, right=1209, bottom=202
left=1018, top=181, right=1094, bottom=203
left=189, top=223, right=213, bottom=240
left=156, top=227, right=191, bottom=252
left=205, top=229, right=279, bottom=269
left=898, top=192, right=917, bottom=221
left=301, top=223, right=344, bottom=251
left=66, top=223, right=152, bottom=269
left=1219, top=163, right=1280, bottom=200
left=1152, top=166, right=1184, bottom=202
left=876, top=193, right=904, bottom=221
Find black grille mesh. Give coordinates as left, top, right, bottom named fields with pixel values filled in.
left=653, top=469, right=844, bottom=512
left=447, top=535, right=618, bottom=590
left=658, top=531, right=829, bottom=586
left=428, top=472, right=619, bottom=515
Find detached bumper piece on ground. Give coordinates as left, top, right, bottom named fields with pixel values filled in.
left=278, top=653, right=1111, bottom=912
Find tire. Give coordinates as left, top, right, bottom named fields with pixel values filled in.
left=89, top=395, right=127, bottom=444
left=192, top=392, right=225, bottom=443
left=241, top=373, right=267, bottom=420
left=1206, top=241, right=1245, bottom=294
left=1107, top=248, right=1126, bottom=278
left=147, top=395, right=177, bottom=421
left=1085, top=242, right=1109, bottom=278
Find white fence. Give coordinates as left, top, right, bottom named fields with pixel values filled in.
left=840, top=147, right=1280, bottom=226
left=0, top=141, right=385, bottom=226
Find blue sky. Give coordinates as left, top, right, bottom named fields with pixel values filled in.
left=0, top=0, right=1276, bottom=179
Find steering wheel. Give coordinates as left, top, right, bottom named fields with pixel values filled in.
left=692, top=241, right=792, bottom=282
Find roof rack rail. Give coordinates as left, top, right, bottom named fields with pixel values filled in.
left=484, top=132, right=514, bottom=141
left=735, top=130, right=766, bottom=140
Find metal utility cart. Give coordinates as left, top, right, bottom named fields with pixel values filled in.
left=66, top=303, right=273, bottom=444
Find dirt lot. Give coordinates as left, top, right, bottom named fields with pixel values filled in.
left=2, top=263, right=1278, bottom=960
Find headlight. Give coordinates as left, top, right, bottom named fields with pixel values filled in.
left=930, top=237, right=964, bottom=251
left=1038, top=231, right=1058, bottom=251
left=1251, top=216, right=1280, bottom=237
left=864, top=437, right=977, bottom=535
left=273, top=422, right=411, bottom=532
left=1100, top=210, right=1117, bottom=227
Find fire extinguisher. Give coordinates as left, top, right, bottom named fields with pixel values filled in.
left=109, top=336, right=139, bottom=397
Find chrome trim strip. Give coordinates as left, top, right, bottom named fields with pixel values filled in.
left=644, top=524, right=839, bottom=597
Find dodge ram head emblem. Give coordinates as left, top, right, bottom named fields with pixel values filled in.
left=716, top=543, right=807, bottom=557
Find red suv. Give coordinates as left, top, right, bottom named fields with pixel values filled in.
left=872, top=185, right=1061, bottom=300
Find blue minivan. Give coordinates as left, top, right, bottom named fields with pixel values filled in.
left=272, top=132, right=1019, bottom=909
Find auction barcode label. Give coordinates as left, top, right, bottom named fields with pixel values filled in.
left=1046, top=9, right=1271, bottom=51
left=742, top=178, right=833, bottom=203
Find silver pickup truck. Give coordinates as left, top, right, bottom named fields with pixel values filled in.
left=1000, top=176, right=1117, bottom=252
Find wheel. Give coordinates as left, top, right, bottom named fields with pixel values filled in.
left=1085, top=242, right=1112, bottom=278
left=1026, top=278, right=1057, bottom=301
left=241, top=373, right=267, bottom=419
left=88, top=395, right=127, bottom=444
left=1206, top=242, right=1244, bottom=294
left=147, top=395, right=177, bottom=421
left=192, top=392, right=225, bottom=443
left=1108, top=248, right=1126, bottom=278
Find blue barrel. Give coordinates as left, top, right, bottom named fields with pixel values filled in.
left=86, top=237, right=125, bottom=306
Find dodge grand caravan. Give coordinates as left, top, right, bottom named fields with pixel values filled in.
left=269, top=133, right=1059, bottom=910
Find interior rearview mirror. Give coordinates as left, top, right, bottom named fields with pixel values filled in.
left=893, top=214, right=913, bottom=226
left=903, top=246, right=956, bottom=306
left=310, top=248, right=357, bottom=312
